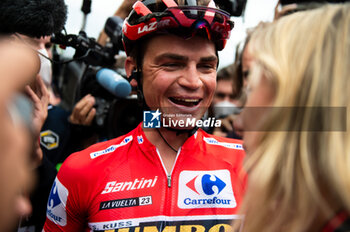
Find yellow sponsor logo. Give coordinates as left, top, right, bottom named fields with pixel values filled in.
left=103, top=223, right=233, bottom=232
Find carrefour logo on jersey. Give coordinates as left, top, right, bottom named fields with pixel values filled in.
left=178, top=170, right=237, bottom=209
left=46, top=177, right=69, bottom=226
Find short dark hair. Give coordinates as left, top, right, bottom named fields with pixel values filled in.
left=217, top=64, right=235, bottom=82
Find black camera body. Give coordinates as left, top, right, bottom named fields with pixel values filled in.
left=78, top=67, right=142, bottom=139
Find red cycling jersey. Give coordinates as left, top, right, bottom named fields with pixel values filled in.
left=43, top=124, right=246, bottom=232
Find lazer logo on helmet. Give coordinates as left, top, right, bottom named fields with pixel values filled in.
left=138, top=21, right=157, bottom=34
left=178, top=170, right=236, bottom=209
left=137, top=19, right=172, bottom=35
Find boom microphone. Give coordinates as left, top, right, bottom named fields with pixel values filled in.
left=96, top=68, right=131, bottom=98
left=0, top=0, right=67, bottom=37
left=104, top=16, right=124, bottom=43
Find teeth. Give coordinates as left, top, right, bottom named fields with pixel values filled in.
left=174, top=98, right=199, bottom=103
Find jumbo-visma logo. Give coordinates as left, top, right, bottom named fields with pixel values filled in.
left=178, top=170, right=237, bottom=209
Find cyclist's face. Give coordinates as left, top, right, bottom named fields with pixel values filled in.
left=141, top=34, right=218, bottom=119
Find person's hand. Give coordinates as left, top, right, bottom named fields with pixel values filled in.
left=97, top=0, right=137, bottom=45
left=25, top=74, right=50, bottom=135
left=274, top=0, right=297, bottom=20
left=69, top=94, right=96, bottom=126
left=25, top=74, right=50, bottom=165
left=118, top=0, right=138, bottom=14
left=213, top=114, right=244, bottom=138
left=213, top=114, right=235, bottom=137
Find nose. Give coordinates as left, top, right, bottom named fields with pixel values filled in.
left=223, top=95, right=231, bottom=102
left=177, top=64, right=202, bottom=90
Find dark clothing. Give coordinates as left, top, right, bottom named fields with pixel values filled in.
left=17, top=105, right=95, bottom=232
left=40, top=105, right=71, bottom=166
left=17, top=156, right=57, bottom=232
left=322, top=210, right=350, bottom=232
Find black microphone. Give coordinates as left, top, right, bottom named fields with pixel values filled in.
left=96, top=68, right=131, bottom=98
left=104, top=16, right=125, bottom=52
left=0, top=0, right=67, bottom=37
left=81, top=0, right=92, bottom=15
left=104, top=16, right=124, bottom=43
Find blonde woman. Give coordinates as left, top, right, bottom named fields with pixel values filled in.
left=237, top=3, right=350, bottom=232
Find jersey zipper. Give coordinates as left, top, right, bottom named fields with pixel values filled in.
left=167, top=174, right=171, bottom=188
left=155, top=147, right=182, bottom=219
left=155, top=147, right=181, bottom=188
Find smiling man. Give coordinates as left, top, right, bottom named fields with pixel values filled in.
left=44, top=0, right=246, bottom=231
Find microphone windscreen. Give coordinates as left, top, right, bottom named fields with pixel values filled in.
left=96, top=68, right=131, bottom=98
left=0, top=0, right=67, bottom=37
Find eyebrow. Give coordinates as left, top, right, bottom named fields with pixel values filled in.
left=155, top=53, right=218, bottom=63
left=200, top=55, right=218, bottom=63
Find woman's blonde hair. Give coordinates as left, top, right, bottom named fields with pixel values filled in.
left=237, top=3, right=350, bottom=232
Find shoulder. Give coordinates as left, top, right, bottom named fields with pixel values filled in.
left=65, top=133, right=134, bottom=166
left=199, top=129, right=244, bottom=151
left=196, top=129, right=245, bottom=166
left=57, top=127, right=137, bottom=183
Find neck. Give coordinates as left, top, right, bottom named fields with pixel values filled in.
left=144, top=127, right=190, bottom=152
left=144, top=127, right=192, bottom=173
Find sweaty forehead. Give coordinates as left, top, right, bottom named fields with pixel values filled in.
left=144, top=34, right=217, bottom=61
left=153, top=53, right=218, bottom=66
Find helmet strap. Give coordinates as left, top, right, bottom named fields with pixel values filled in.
left=133, top=69, right=149, bottom=111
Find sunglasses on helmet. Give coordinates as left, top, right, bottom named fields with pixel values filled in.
left=123, top=3, right=234, bottom=51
